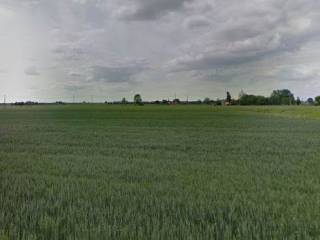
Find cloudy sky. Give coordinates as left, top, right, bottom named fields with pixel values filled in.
left=1, top=0, right=320, bottom=102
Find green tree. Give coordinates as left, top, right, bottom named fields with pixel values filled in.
left=121, top=97, right=127, bottom=104
left=315, top=96, right=320, bottom=105
left=270, top=89, right=295, bottom=105
left=203, top=97, right=211, bottom=104
left=162, top=99, right=169, bottom=104
left=238, top=90, right=245, bottom=99
left=296, top=97, right=301, bottom=105
left=134, top=94, right=143, bottom=105
left=226, top=92, right=232, bottom=104
left=215, top=99, right=222, bottom=106
left=173, top=98, right=180, bottom=104
left=239, top=94, right=268, bottom=105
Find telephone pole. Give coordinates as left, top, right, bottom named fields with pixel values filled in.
left=3, top=95, right=6, bottom=105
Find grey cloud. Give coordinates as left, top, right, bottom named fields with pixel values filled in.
left=170, top=0, right=320, bottom=71
left=170, top=35, right=281, bottom=71
left=25, top=66, right=40, bottom=76
left=0, top=68, right=8, bottom=73
left=71, top=0, right=88, bottom=4
left=88, top=60, right=148, bottom=83
left=68, top=71, right=84, bottom=77
left=90, top=66, right=133, bottom=83
left=52, top=45, right=86, bottom=61
left=64, top=84, right=88, bottom=92
left=116, top=0, right=193, bottom=21
left=185, top=16, right=210, bottom=29
left=266, top=68, right=320, bottom=82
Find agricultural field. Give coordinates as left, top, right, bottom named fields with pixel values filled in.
left=1, top=104, right=320, bottom=239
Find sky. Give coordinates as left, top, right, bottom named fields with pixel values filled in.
left=1, top=0, right=320, bottom=102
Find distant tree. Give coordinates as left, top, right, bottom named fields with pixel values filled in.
left=238, top=90, right=245, bottom=99
left=134, top=94, right=142, bottom=105
left=315, top=96, right=320, bottom=105
left=240, top=94, right=253, bottom=105
left=256, top=96, right=268, bottom=105
left=296, top=97, right=301, bottom=105
left=231, top=99, right=240, bottom=105
left=226, top=92, right=232, bottom=104
left=173, top=98, right=180, bottom=104
left=307, top=98, right=314, bottom=105
left=270, top=89, right=295, bottom=105
left=215, top=99, right=222, bottom=106
left=121, top=97, right=127, bottom=104
left=239, top=94, right=268, bottom=105
left=203, top=97, right=211, bottom=104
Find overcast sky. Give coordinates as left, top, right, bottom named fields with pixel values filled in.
left=1, top=0, right=320, bottom=102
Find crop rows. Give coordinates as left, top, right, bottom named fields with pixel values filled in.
left=1, top=105, right=320, bottom=239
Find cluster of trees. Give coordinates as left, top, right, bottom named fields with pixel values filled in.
left=238, top=90, right=320, bottom=106
left=127, top=90, right=320, bottom=106
left=13, top=101, right=39, bottom=106
left=238, top=89, right=296, bottom=106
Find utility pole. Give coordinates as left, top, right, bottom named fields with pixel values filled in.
left=3, top=95, right=6, bottom=105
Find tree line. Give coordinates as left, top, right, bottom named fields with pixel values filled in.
left=127, top=90, right=320, bottom=106
left=237, top=90, right=320, bottom=106
left=7, top=90, right=320, bottom=106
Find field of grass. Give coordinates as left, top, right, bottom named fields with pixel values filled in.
left=1, top=105, right=320, bottom=239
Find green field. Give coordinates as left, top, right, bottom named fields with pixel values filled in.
left=1, top=105, right=320, bottom=239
